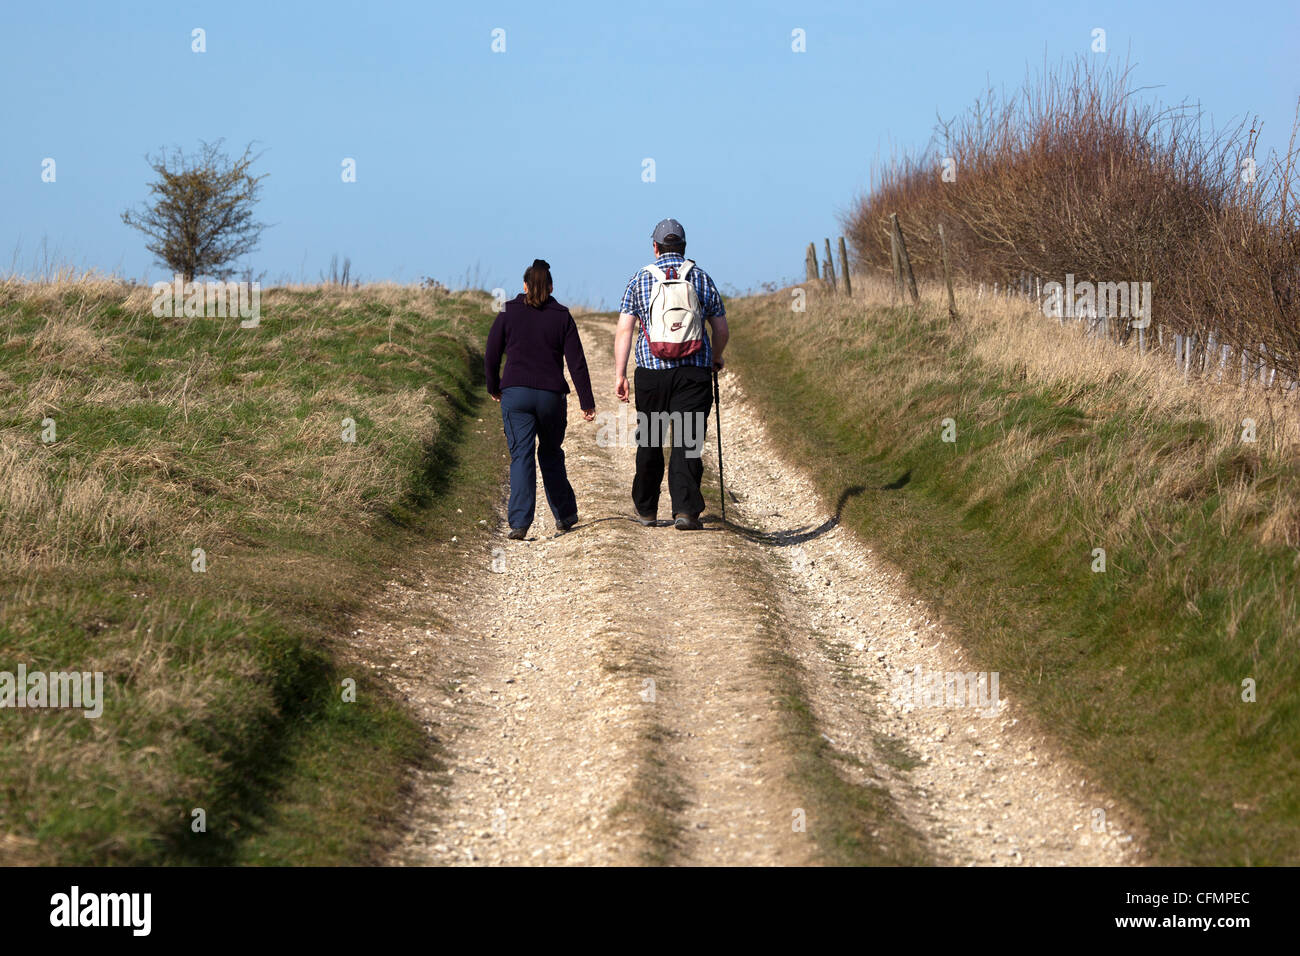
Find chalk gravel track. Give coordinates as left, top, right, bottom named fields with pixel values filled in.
left=363, top=315, right=1144, bottom=866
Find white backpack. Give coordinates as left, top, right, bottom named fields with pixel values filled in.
left=643, top=260, right=705, bottom=360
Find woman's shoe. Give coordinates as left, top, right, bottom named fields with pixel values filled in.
left=673, top=514, right=703, bottom=531
left=507, top=527, right=527, bottom=540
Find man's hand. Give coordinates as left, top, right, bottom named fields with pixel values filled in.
left=581, top=408, right=596, bottom=422
left=708, top=315, right=729, bottom=372
left=615, top=375, right=630, bottom=403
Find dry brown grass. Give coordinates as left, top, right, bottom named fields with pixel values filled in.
left=832, top=271, right=1300, bottom=492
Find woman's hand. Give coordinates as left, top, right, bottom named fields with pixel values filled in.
left=489, top=392, right=501, bottom=402
left=581, top=408, right=596, bottom=422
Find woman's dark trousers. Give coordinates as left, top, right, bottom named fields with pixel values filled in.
left=500, top=386, right=578, bottom=531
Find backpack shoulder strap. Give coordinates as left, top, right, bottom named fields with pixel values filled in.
left=678, top=259, right=694, bottom=280
left=644, top=264, right=666, bottom=282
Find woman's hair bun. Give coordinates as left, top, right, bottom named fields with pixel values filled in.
left=524, top=258, right=554, bottom=307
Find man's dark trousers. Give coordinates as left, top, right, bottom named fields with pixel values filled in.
left=632, top=365, right=713, bottom=519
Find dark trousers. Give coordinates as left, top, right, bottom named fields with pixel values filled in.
left=632, top=365, right=713, bottom=519
left=500, top=386, right=578, bottom=530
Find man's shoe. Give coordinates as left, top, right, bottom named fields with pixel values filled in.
left=673, top=514, right=703, bottom=531
left=635, top=513, right=657, bottom=527
left=556, top=516, right=578, bottom=533
left=507, top=527, right=527, bottom=540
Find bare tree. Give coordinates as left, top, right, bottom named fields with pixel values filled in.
left=122, top=140, right=268, bottom=282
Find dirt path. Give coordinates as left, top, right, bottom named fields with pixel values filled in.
left=366, top=314, right=1145, bottom=866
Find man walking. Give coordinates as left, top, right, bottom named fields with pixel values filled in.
left=615, top=218, right=729, bottom=530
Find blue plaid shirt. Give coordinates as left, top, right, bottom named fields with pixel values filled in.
left=619, top=253, right=725, bottom=370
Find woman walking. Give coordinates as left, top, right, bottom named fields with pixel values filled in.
left=485, top=259, right=596, bottom=539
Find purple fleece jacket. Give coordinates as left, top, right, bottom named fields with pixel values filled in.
left=484, top=294, right=595, bottom=410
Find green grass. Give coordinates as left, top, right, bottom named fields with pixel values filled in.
left=725, top=288, right=1300, bottom=865
left=606, top=720, right=690, bottom=867
left=0, top=281, right=498, bottom=864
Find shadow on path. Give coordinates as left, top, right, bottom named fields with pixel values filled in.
left=704, top=484, right=869, bottom=547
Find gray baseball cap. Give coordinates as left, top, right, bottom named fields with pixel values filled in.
left=651, top=218, right=686, bottom=243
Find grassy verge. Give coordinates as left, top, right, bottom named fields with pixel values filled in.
left=730, top=548, right=929, bottom=866
left=598, top=614, right=688, bottom=867
left=606, top=719, right=689, bottom=867
left=0, top=278, right=497, bottom=864
left=724, top=280, right=1300, bottom=865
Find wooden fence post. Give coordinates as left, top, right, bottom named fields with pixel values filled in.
left=837, top=236, right=852, bottom=296
left=889, top=228, right=903, bottom=301
left=890, top=213, right=919, bottom=304
left=823, top=238, right=837, bottom=290
left=805, top=243, right=819, bottom=283
left=938, top=223, right=957, bottom=320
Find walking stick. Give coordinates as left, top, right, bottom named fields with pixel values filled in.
left=713, top=366, right=725, bottom=522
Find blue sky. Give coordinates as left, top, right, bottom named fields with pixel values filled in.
left=3, top=0, right=1297, bottom=307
